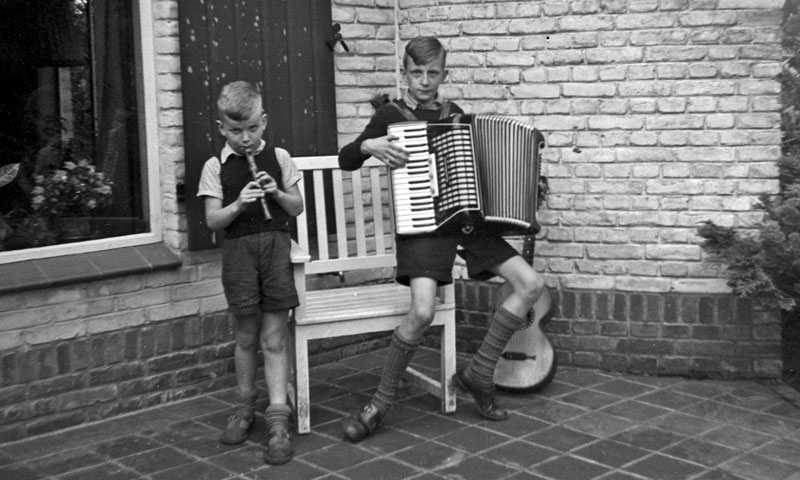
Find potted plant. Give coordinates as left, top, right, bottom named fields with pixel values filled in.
left=30, top=158, right=113, bottom=241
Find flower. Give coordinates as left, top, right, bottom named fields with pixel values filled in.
left=31, top=158, right=113, bottom=218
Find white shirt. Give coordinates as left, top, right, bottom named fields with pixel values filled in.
left=197, top=140, right=302, bottom=200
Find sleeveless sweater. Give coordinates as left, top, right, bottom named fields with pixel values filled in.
left=220, top=147, right=291, bottom=238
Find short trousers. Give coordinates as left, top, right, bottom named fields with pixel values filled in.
left=221, top=230, right=299, bottom=316
left=394, top=230, right=519, bottom=286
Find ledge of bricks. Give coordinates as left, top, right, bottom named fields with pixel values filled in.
left=0, top=243, right=181, bottom=295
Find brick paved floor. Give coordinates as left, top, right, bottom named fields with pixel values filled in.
left=2, top=347, right=800, bottom=480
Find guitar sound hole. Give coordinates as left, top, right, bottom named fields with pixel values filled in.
left=501, top=352, right=537, bottom=361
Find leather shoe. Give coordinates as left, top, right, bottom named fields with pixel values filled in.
left=455, top=366, right=508, bottom=421
left=343, top=402, right=385, bottom=442
left=219, top=410, right=254, bottom=445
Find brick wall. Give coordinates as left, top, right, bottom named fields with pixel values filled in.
left=0, top=312, right=235, bottom=442
left=333, top=0, right=784, bottom=294
left=457, top=280, right=782, bottom=380
left=333, top=0, right=785, bottom=376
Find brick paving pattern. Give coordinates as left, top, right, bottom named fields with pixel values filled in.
left=1, top=348, right=799, bottom=480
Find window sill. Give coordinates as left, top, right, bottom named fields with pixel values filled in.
left=0, top=243, right=181, bottom=295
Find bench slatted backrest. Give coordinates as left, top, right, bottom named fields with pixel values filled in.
left=293, top=155, right=395, bottom=276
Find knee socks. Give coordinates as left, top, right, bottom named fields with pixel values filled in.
left=466, top=306, right=522, bottom=391
left=236, top=391, right=258, bottom=418
left=265, top=404, right=291, bottom=432
left=371, top=328, right=420, bottom=413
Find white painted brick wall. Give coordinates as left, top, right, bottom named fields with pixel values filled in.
left=332, top=0, right=784, bottom=294
left=154, top=0, right=184, bottom=252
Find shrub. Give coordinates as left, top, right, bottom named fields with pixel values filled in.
left=697, top=0, right=800, bottom=311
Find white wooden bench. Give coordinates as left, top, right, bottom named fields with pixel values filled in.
left=290, top=155, right=457, bottom=434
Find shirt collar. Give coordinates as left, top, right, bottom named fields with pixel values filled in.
left=220, top=140, right=266, bottom=163
left=402, top=90, right=442, bottom=111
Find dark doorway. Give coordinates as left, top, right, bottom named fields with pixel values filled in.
left=178, top=0, right=337, bottom=251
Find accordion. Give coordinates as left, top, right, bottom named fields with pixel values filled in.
left=388, top=114, right=545, bottom=236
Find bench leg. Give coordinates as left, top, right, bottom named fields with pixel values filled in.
left=294, top=333, right=312, bottom=434
left=441, top=315, right=457, bottom=413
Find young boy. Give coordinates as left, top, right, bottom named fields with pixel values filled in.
left=197, top=81, right=304, bottom=464
left=337, top=36, right=546, bottom=442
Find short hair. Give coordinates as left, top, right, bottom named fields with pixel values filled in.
left=403, top=36, right=447, bottom=70
left=217, top=81, right=262, bottom=122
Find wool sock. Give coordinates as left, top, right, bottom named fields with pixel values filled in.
left=465, top=306, right=522, bottom=390
left=236, top=391, right=258, bottom=418
left=264, top=404, right=293, bottom=464
left=265, top=404, right=291, bottom=430
left=371, top=328, right=420, bottom=413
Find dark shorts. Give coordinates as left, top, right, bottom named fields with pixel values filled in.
left=221, top=231, right=299, bottom=316
left=395, top=230, right=519, bottom=286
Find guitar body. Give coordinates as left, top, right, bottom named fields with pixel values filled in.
left=494, top=285, right=557, bottom=392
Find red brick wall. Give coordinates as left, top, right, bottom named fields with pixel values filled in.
left=456, top=280, right=782, bottom=379
left=0, top=313, right=234, bottom=442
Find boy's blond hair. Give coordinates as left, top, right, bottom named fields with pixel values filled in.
left=403, top=36, right=447, bottom=69
left=217, top=81, right=262, bottom=122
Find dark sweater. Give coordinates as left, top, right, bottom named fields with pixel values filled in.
left=221, top=147, right=291, bottom=238
left=338, top=99, right=464, bottom=171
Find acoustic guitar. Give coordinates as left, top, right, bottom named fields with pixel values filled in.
left=493, top=235, right=557, bottom=392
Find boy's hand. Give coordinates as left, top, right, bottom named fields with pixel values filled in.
left=363, top=135, right=408, bottom=169
left=238, top=181, right=267, bottom=206
left=254, top=172, right=278, bottom=195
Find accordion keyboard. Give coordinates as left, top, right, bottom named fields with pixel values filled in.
left=388, top=122, right=438, bottom=234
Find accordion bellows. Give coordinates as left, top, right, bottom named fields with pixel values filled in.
left=388, top=114, right=545, bottom=236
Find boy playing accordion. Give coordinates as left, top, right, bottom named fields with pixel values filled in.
left=337, top=36, right=547, bottom=442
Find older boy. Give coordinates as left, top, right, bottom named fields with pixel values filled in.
left=338, top=36, right=546, bottom=442
left=197, top=81, right=303, bottom=464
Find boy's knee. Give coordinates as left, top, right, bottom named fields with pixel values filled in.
left=235, top=330, right=259, bottom=351
left=234, top=312, right=261, bottom=350
left=402, top=304, right=436, bottom=340
left=261, top=337, right=288, bottom=356
left=517, top=271, right=545, bottom=305
left=260, top=328, right=288, bottom=354
left=408, top=304, right=436, bottom=325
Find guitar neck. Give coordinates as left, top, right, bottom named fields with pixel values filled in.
left=522, top=235, right=535, bottom=267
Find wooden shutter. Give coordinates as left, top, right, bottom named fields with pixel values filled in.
left=178, top=0, right=336, bottom=251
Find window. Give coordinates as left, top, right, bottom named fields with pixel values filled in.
left=0, top=0, right=160, bottom=262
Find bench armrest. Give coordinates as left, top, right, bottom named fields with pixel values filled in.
left=291, top=240, right=309, bottom=321
left=291, top=240, right=311, bottom=264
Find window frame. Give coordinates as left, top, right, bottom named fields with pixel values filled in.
left=0, top=0, right=162, bottom=265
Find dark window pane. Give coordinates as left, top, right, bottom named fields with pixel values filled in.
left=0, top=0, right=146, bottom=251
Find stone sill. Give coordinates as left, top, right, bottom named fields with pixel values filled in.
left=0, top=243, right=182, bottom=295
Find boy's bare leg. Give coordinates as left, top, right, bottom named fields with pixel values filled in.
left=261, top=310, right=290, bottom=405
left=493, top=256, right=543, bottom=319
left=220, top=313, right=260, bottom=444
left=398, top=277, right=440, bottom=341
left=457, top=256, right=544, bottom=420
left=234, top=314, right=261, bottom=399
left=343, top=277, right=439, bottom=442
left=261, top=310, right=293, bottom=464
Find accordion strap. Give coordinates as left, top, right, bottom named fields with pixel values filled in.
left=389, top=100, right=452, bottom=121
left=440, top=101, right=451, bottom=119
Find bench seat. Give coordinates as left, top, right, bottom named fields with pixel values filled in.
left=300, top=283, right=454, bottom=325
